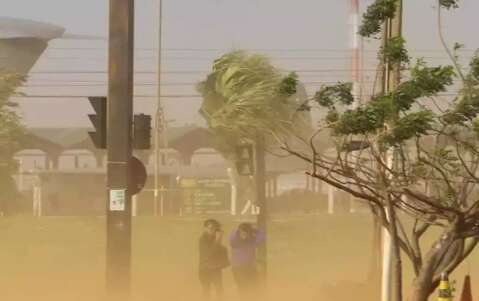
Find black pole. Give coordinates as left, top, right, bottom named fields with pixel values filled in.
left=255, top=136, right=267, bottom=275
left=106, top=0, right=134, bottom=299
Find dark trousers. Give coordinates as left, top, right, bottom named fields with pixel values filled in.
left=199, top=269, right=223, bottom=299
left=232, top=265, right=258, bottom=299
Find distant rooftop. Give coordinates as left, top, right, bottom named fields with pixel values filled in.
left=26, top=125, right=213, bottom=151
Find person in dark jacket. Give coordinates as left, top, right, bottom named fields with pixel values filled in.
left=199, top=219, right=229, bottom=300
left=229, top=222, right=265, bottom=298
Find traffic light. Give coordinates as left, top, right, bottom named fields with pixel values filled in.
left=235, top=143, right=254, bottom=176
left=133, top=114, right=152, bottom=149
left=88, top=97, right=107, bottom=149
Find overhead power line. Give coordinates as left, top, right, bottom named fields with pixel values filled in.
left=18, top=78, right=466, bottom=88
left=12, top=94, right=201, bottom=99
left=47, top=46, right=479, bottom=53
left=25, top=68, right=388, bottom=75
left=12, top=92, right=462, bottom=100
left=7, top=55, right=474, bottom=62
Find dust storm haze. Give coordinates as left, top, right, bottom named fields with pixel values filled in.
left=1, top=0, right=479, bottom=301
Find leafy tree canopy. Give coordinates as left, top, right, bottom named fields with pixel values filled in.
left=284, top=2, right=479, bottom=300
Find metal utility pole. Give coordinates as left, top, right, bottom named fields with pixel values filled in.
left=153, top=0, right=170, bottom=217
left=351, top=0, right=361, bottom=110
left=154, top=0, right=166, bottom=217
left=381, top=1, right=403, bottom=301
left=106, top=0, right=134, bottom=299
left=255, top=136, right=267, bottom=275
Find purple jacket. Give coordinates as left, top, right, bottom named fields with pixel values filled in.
left=229, top=229, right=265, bottom=267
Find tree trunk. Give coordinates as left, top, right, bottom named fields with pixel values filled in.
left=410, top=276, right=434, bottom=301
left=408, top=228, right=459, bottom=301
left=409, top=247, right=437, bottom=301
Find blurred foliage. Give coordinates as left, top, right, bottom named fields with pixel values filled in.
left=315, top=59, right=455, bottom=147
left=439, top=0, right=460, bottom=9
left=314, top=82, right=354, bottom=108
left=359, top=0, right=398, bottom=38
left=0, top=70, right=26, bottom=211
left=359, top=0, right=459, bottom=38
left=443, top=53, right=479, bottom=128
left=381, top=111, right=435, bottom=146
left=470, top=53, right=479, bottom=80
left=381, top=36, right=410, bottom=65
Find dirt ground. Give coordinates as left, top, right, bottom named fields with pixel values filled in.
left=0, top=214, right=477, bottom=301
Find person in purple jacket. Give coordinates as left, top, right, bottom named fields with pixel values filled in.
left=229, top=222, right=265, bottom=298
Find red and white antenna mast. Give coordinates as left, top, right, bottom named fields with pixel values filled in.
left=350, top=0, right=362, bottom=108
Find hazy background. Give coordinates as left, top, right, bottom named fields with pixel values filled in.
left=2, top=2, right=479, bottom=300
left=2, top=0, right=479, bottom=128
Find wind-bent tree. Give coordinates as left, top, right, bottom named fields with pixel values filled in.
left=0, top=70, right=26, bottom=214
left=198, top=50, right=309, bottom=157
left=197, top=50, right=310, bottom=211
left=282, top=1, right=479, bottom=300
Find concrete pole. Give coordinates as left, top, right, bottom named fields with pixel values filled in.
left=18, top=158, right=24, bottom=192
left=381, top=215, right=393, bottom=301
left=33, top=186, right=39, bottom=216
left=273, top=177, right=278, bottom=198
left=328, top=185, right=335, bottom=215
left=37, top=186, right=42, bottom=217
left=106, top=0, right=135, bottom=298
left=153, top=190, right=158, bottom=216
left=227, top=168, right=237, bottom=216
left=160, top=186, right=165, bottom=216
left=305, top=175, right=311, bottom=192
left=381, top=147, right=394, bottom=301
left=381, top=2, right=403, bottom=301
left=132, top=195, right=138, bottom=217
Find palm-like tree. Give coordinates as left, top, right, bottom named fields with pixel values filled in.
left=197, top=50, right=309, bottom=158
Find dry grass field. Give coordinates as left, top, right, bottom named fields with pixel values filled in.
left=0, top=214, right=477, bottom=301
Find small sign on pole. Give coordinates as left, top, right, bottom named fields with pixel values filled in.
left=110, top=189, right=126, bottom=211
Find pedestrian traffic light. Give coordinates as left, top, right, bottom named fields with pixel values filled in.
left=88, top=97, right=107, bottom=149
left=133, top=114, right=152, bottom=149
left=235, top=143, right=254, bottom=176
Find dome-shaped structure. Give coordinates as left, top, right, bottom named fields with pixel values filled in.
left=0, top=17, right=65, bottom=40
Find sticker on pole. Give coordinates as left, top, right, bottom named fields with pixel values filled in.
left=109, top=189, right=126, bottom=211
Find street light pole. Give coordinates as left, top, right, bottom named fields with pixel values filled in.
left=154, top=0, right=165, bottom=216
left=106, top=0, right=135, bottom=299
